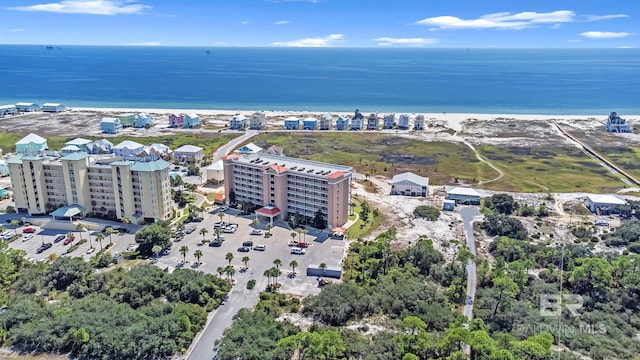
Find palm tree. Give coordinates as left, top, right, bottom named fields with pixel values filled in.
left=179, top=245, right=189, bottom=264
left=296, top=228, right=302, bottom=243
left=104, top=227, right=115, bottom=244
left=289, top=260, right=298, bottom=275
left=95, top=233, right=105, bottom=251
left=216, top=266, right=225, bottom=278
left=194, top=249, right=203, bottom=265
left=263, top=269, right=272, bottom=286
left=271, top=267, right=282, bottom=285
left=301, top=229, right=309, bottom=244
left=350, top=202, right=356, bottom=216
left=47, top=253, right=59, bottom=263
left=218, top=211, right=225, bottom=224
left=242, top=256, right=250, bottom=269
left=319, top=263, right=327, bottom=274
left=199, top=228, right=208, bottom=242
left=225, top=252, right=234, bottom=266
left=152, top=245, right=162, bottom=259
left=290, top=232, right=297, bottom=244
left=122, top=217, right=131, bottom=225
left=265, top=223, right=273, bottom=236
left=75, top=223, right=85, bottom=241
left=214, top=228, right=222, bottom=241
left=66, top=231, right=74, bottom=239
left=273, top=258, right=282, bottom=269
left=10, top=220, right=19, bottom=234
left=0, top=225, right=5, bottom=234
left=225, top=265, right=236, bottom=282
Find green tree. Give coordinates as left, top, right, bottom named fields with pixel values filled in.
left=319, top=263, right=327, bottom=274
left=104, top=227, right=116, bottom=245
left=152, top=245, right=162, bottom=259
left=484, top=193, right=517, bottom=215
left=95, top=233, right=105, bottom=251
left=242, top=256, right=250, bottom=269
left=301, top=228, right=309, bottom=244
left=9, top=220, right=19, bottom=234
left=193, top=249, right=203, bottom=265
left=290, top=232, right=297, bottom=244
left=179, top=245, right=189, bottom=264
left=135, top=223, right=172, bottom=257
left=199, top=227, right=208, bottom=242
left=273, top=258, right=282, bottom=269
left=225, top=265, right=236, bottom=282
left=266, top=223, right=273, bottom=236
left=569, top=257, right=613, bottom=296
left=75, top=223, right=85, bottom=241
left=122, top=216, right=131, bottom=225
left=271, top=267, right=282, bottom=285
left=290, top=260, right=298, bottom=275
left=492, top=275, right=520, bottom=317
left=225, top=252, right=234, bottom=266
left=360, top=201, right=371, bottom=222
left=218, top=211, right=225, bottom=223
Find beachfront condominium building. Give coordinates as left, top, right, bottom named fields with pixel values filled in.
left=249, top=112, right=267, bottom=130
left=229, top=113, right=247, bottom=130
left=319, top=114, right=332, bottom=130
left=222, top=153, right=353, bottom=229
left=382, top=114, right=395, bottom=129
left=414, top=115, right=425, bottom=130
left=398, top=114, right=410, bottom=130
left=7, top=151, right=172, bottom=222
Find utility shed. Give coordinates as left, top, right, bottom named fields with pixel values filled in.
left=586, top=194, right=627, bottom=215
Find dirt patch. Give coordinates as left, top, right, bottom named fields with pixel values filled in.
left=382, top=153, right=437, bottom=165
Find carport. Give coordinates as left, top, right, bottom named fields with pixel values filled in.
left=50, top=204, right=85, bottom=222
left=255, top=206, right=281, bottom=225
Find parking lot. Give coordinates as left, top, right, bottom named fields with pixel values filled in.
left=157, top=209, right=347, bottom=296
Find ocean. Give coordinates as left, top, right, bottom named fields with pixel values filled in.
left=0, top=45, right=638, bottom=114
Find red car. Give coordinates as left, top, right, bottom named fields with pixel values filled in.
left=297, top=242, right=309, bottom=248
left=22, top=227, right=36, bottom=233
left=63, top=236, right=75, bottom=245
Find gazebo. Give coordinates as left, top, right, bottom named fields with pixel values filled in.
left=50, top=204, right=85, bottom=222
left=255, top=206, right=281, bottom=225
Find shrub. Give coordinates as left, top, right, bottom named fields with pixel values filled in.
left=413, top=206, right=441, bottom=221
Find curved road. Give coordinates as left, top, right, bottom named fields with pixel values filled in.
left=459, top=207, right=481, bottom=321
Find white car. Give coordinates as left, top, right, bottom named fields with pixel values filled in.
left=22, top=234, right=33, bottom=241
left=290, top=247, right=306, bottom=255
left=250, top=229, right=263, bottom=236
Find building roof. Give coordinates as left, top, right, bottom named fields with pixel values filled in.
left=587, top=194, right=627, bottom=205
left=130, top=159, right=170, bottom=172
left=264, top=164, right=288, bottom=174
left=61, top=145, right=81, bottom=152
left=256, top=206, right=281, bottom=216
left=110, top=160, right=132, bottom=166
left=50, top=204, right=85, bottom=217
left=42, top=103, right=62, bottom=107
left=16, top=133, right=46, bottom=145
left=174, top=145, right=204, bottom=153
left=228, top=152, right=352, bottom=179
left=15, top=102, right=36, bottom=106
left=61, top=152, right=88, bottom=161
left=284, top=117, right=300, bottom=122
left=231, top=113, right=246, bottom=121
left=205, top=160, right=224, bottom=171
left=303, top=117, right=317, bottom=122
left=114, top=140, right=144, bottom=149
left=221, top=154, right=240, bottom=161
left=391, top=172, right=429, bottom=187
left=235, top=143, right=262, bottom=154
left=447, top=187, right=481, bottom=197
left=66, top=138, right=92, bottom=146
left=101, top=117, right=120, bottom=123
left=0, top=105, right=16, bottom=110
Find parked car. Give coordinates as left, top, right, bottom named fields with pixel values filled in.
left=184, top=227, right=196, bottom=234
left=63, top=236, right=75, bottom=245
left=191, top=217, right=203, bottom=223
left=223, top=227, right=236, bottom=234
left=237, top=246, right=250, bottom=252
left=250, top=229, right=263, bottom=236
left=54, top=234, right=66, bottom=243
left=209, top=241, right=222, bottom=247
left=219, top=206, right=228, bottom=212
left=22, top=227, right=36, bottom=233
left=291, top=247, right=306, bottom=255
left=242, top=240, right=253, bottom=247
left=213, top=221, right=225, bottom=229
left=86, top=248, right=96, bottom=254
left=22, top=234, right=34, bottom=241
left=296, top=242, right=309, bottom=248
left=253, top=245, right=266, bottom=251
left=36, top=243, right=52, bottom=253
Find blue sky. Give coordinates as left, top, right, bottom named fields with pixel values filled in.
left=1, top=0, right=637, bottom=47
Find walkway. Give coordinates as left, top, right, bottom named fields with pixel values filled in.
left=459, top=207, right=481, bottom=321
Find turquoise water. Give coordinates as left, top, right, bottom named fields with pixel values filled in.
left=0, top=46, right=638, bottom=114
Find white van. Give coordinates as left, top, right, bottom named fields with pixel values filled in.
left=290, top=247, right=306, bottom=255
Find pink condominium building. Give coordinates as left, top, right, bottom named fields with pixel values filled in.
left=222, top=153, right=352, bottom=229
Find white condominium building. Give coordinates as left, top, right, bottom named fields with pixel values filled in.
left=8, top=152, right=172, bottom=222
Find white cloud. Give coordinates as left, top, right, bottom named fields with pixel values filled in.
left=416, top=10, right=575, bottom=30
left=240, top=20, right=250, bottom=25
left=374, top=37, right=438, bottom=46
left=618, top=46, right=633, bottom=48
left=585, top=14, right=629, bottom=21
left=274, top=20, right=289, bottom=25
left=7, top=0, right=150, bottom=15
left=579, top=31, right=631, bottom=39
left=271, top=33, right=344, bottom=47
left=126, top=41, right=161, bottom=46
left=10, top=28, right=24, bottom=32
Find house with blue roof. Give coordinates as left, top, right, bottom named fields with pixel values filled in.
left=15, top=133, right=48, bottom=154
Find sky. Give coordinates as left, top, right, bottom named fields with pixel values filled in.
left=1, top=0, right=637, bottom=47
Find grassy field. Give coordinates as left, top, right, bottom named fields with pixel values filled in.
left=345, top=197, right=381, bottom=240
left=246, top=132, right=499, bottom=185
left=477, top=145, right=624, bottom=193
left=592, top=146, right=640, bottom=180
left=0, top=132, right=238, bottom=157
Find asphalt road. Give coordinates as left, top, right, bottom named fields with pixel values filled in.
left=459, top=206, right=481, bottom=321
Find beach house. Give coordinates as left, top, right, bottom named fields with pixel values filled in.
left=113, top=140, right=144, bottom=157
left=60, top=145, right=82, bottom=154
left=205, top=160, right=224, bottom=183
left=145, top=144, right=171, bottom=157
left=173, top=145, right=204, bottom=164
left=335, top=115, right=349, bottom=131
left=367, top=113, right=379, bottom=130
left=65, top=138, right=92, bottom=152
left=414, top=114, right=425, bottom=130
left=169, top=113, right=185, bottom=128
left=16, top=133, right=48, bottom=155
left=229, top=113, right=247, bottom=129
left=134, top=113, right=153, bottom=128
left=15, top=102, right=40, bottom=112
left=605, top=112, right=632, bottom=133
left=222, top=153, right=353, bottom=228
left=0, top=105, right=17, bottom=117
left=303, top=117, right=317, bottom=130
left=100, top=117, right=123, bottom=134
left=118, top=113, right=136, bottom=127
left=390, top=172, right=429, bottom=197
left=85, top=139, right=113, bottom=154
left=351, top=110, right=365, bottom=130
left=235, top=143, right=263, bottom=154
left=184, top=114, right=200, bottom=128
left=0, top=160, right=9, bottom=177
left=398, top=114, right=410, bottom=130
left=249, top=112, right=267, bottom=130
left=382, top=113, right=395, bottom=129
left=41, top=103, right=65, bottom=112
left=319, top=113, right=332, bottom=130
left=447, top=187, right=481, bottom=205
left=284, top=117, right=301, bottom=130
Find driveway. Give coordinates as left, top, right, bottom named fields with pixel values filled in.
left=459, top=206, right=481, bottom=321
